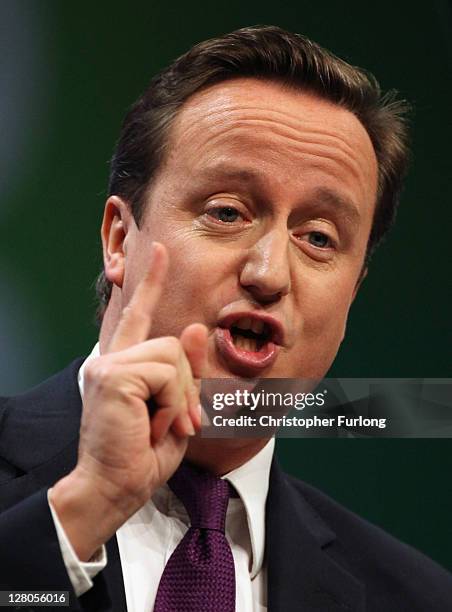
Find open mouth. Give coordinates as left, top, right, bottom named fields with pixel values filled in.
left=229, top=317, right=272, bottom=353
left=214, top=313, right=283, bottom=375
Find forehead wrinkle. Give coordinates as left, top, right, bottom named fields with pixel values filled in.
left=232, top=119, right=367, bottom=180
left=179, top=121, right=370, bottom=192
left=172, top=102, right=374, bottom=163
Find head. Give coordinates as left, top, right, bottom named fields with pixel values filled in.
left=98, top=25, right=410, bottom=382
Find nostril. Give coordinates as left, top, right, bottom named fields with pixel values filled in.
left=243, top=286, right=284, bottom=305
left=239, top=250, right=291, bottom=301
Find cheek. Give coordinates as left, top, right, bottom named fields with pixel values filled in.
left=167, top=240, right=216, bottom=294
left=286, top=274, right=357, bottom=377
left=148, top=235, right=235, bottom=332
left=305, top=276, right=355, bottom=339
left=164, top=230, right=245, bottom=296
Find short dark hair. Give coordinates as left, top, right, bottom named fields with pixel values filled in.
left=96, top=25, right=410, bottom=322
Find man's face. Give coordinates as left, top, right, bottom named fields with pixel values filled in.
left=117, top=78, right=378, bottom=379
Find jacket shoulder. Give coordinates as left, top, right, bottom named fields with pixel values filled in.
left=285, top=473, right=452, bottom=608
left=0, top=358, right=85, bottom=474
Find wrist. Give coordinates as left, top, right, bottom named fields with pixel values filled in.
left=50, top=468, right=136, bottom=562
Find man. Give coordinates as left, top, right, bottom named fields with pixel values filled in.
left=1, top=25, right=451, bottom=611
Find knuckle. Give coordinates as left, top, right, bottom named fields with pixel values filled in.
left=83, top=362, right=95, bottom=384
left=96, top=366, right=113, bottom=386
left=120, top=304, right=134, bottom=320
left=163, top=363, right=178, bottom=382
left=85, top=358, right=113, bottom=388
left=132, top=310, right=150, bottom=328
left=122, top=304, right=149, bottom=329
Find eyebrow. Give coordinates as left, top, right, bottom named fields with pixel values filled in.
left=307, top=187, right=362, bottom=227
left=200, top=164, right=363, bottom=226
left=202, top=165, right=265, bottom=186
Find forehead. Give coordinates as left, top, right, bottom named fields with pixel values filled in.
left=161, top=78, right=378, bottom=211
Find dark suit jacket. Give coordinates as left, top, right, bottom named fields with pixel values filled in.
left=1, top=359, right=451, bottom=611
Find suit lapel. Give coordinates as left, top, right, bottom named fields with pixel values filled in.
left=266, top=459, right=365, bottom=611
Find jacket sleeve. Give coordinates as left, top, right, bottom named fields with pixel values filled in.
left=0, top=488, right=83, bottom=608
left=0, top=487, right=120, bottom=612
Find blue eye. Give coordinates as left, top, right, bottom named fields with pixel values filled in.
left=209, top=207, right=240, bottom=223
left=308, top=231, right=331, bottom=248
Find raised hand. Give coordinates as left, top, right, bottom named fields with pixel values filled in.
left=50, top=242, right=208, bottom=560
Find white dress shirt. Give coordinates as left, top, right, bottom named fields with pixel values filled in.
left=49, top=344, right=274, bottom=611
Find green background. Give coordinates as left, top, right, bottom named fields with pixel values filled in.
left=1, top=1, right=451, bottom=571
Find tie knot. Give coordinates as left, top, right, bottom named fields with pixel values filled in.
left=168, top=463, right=232, bottom=532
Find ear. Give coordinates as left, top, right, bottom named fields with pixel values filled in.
left=101, top=196, right=133, bottom=288
left=352, top=265, right=368, bottom=302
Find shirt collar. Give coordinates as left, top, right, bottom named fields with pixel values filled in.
left=77, top=343, right=275, bottom=578
left=77, top=342, right=100, bottom=397
left=224, top=437, right=274, bottom=578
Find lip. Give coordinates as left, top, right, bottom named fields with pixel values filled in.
left=215, top=328, right=279, bottom=376
left=214, top=311, right=284, bottom=376
left=218, top=312, right=285, bottom=345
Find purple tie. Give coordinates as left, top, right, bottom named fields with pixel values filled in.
left=153, top=463, right=236, bottom=612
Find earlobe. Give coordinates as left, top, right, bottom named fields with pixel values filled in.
left=101, top=196, right=131, bottom=288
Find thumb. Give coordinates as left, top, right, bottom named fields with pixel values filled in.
left=180, top=323, right=209, bottom=380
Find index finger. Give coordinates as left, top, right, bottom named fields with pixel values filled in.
left=108, top=241, right=169, bottom=353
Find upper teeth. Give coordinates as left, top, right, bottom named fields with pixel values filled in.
left=234, top=317, right=265, bottom=334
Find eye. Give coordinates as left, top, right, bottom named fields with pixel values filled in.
left=307, top=231, right=332, bottom=249
left=207, top=206, right=242, bottom=223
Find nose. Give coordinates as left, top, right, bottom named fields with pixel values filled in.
left=239, top=228, right=291, bottom=304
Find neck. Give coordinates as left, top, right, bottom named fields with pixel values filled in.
left=184, top=437, right=270, bottom=475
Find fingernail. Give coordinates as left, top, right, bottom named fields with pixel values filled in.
left=185, top=415, right=196, bottom=436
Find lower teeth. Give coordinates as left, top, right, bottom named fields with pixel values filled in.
left=234, top=335, right=258, bottom=351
